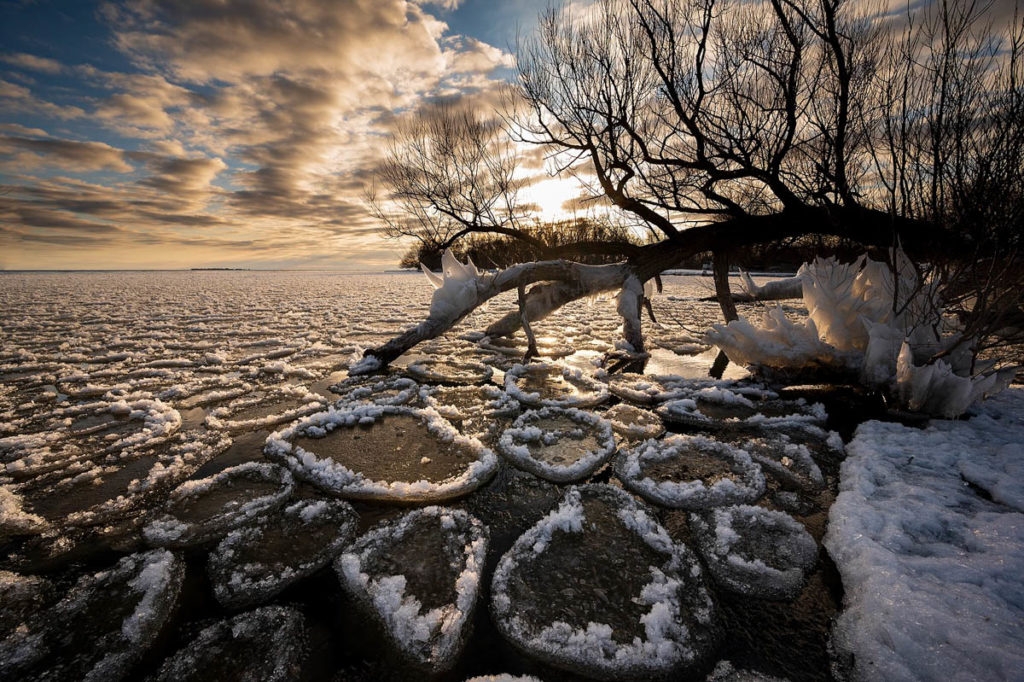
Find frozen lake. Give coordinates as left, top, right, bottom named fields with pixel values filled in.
left=1, top=270, right=847, bottom=681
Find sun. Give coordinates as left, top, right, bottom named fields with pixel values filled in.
left=520, top=177, right=582, bottom=222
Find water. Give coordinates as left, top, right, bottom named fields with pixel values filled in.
left=0, top=271, right=848, bottom=681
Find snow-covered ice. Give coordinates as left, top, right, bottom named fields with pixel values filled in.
left=825, top=388, right=1024, bottom=681
left=336, top=506, right=488, bottom=672
left=616, top=435, right=766, bottom=510
left=491, top=484, right=719, bottom=680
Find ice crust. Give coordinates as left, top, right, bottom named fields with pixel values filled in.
left=824, top=388, right=1024, bottom=681
left=616, top=435, right=766, bottom=510
left=336, top=506, right=488, bottom=672
left=264, top=403, right=498, bottom=502
left=491, top=485, right=718, bottom=680
left=690, top=505, right=817, bottom=599
left=207, top=497, right=359, bottom=609
left=497, top=406, right=616, bottom=483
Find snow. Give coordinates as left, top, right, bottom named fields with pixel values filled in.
left=0, top=486, right=47, bottom=535
left=496, top=406, right=616, bottom=483
left=616, top=435, right=766, bottom=509
left=122, top=549, right=180, bottom=643
left=265, top=403, right=499, bottom=502
left=336, top=506, right=488, bottom=672
left=423, top=250, right=485, bottom=320
left=824, top=387, right=1024, bottom=681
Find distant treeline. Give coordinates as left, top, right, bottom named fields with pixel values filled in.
left=401, top=218, right=869, bottom=272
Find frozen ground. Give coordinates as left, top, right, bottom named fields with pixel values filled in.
left=0, top=270, right=1017, bottom=681
left=825, top=388, right=1024, bottom=681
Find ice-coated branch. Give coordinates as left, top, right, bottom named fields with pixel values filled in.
left=355, top=251, right=631, bottom=371
left=706, top=250, right=1018, bottom=417
left=735, top=270, right=805, bottom=302
left=617, top=275, right=647, bottom=353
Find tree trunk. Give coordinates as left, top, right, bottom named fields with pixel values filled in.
left=710, top=250, right=737, bottom=379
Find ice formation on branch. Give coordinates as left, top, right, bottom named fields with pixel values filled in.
left=421, top=249, right=485, bottom=320
left=707, top=250, right=1016, bottom=417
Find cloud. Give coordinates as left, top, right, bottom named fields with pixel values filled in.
left=3, top=0, right=529, bottom=268
left=0, top=135, right=133, bottom=172
left=1, top=53, right=64, bottom=74
left=0, top=79, right=85, bottom=120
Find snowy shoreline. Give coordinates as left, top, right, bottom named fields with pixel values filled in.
left=825, top=386, right=1024, bottom=681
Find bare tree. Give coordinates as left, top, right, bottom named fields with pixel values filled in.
left=368, top=101, right=540, bottom=252
left=359, top=0, right=1023, bottom=372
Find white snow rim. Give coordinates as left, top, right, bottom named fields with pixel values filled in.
left=504, top=362, right=610, bottom=409
left=491, top=485, right=716, bottom=680
left=264, top=404, right=498, bottom=502
left=497, top=407, right=616, bottom=483
left=336, top=507, right=488, bottom=671
left=142, top=462, right=294, bottom=547
left=615, top=435, right=766, bottom=510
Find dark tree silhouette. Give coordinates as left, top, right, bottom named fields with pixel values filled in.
left=360, top=0, right=1023, bottom=372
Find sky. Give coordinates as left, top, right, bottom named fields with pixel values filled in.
left=0, top=0, right=571, bottom=271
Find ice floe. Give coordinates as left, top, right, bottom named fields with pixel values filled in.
left=208, top=497, right=359, bottom=609
left=603, top=403, right=666, bottom=440
left=330, top=375, right=420, bottom=406
left=204, top=384, right=326, bottom=432
left=336, top=507, right=488, bottom=672
left=737, top=434, right=825, bottom=492
left=616, top=435, right=766, bottom=509
left=0, top=549, right=183, bottom=681
left=691, top=505, right=817, bottom=599
left=491, top=485, right=719, bottom=680
left=504, top=362, right=610, bottom=409
left=265, top=404, right=498, bottom=502
left=143, top=462, right=294, bottom=548
left=606, top=373, right=691, bottom=405
left=407, top=356, right=494, bottom=385
left=497, top=407, right=616, bottom=483
left=150, top=606, right=308, bottom=682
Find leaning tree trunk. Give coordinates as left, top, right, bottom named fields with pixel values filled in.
left=710, top=249, right=738, bottom=379
left=357, top=208, right=940, bottom=372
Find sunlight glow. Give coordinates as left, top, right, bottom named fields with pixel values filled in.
left=519, top=177, right=583, bottom=221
